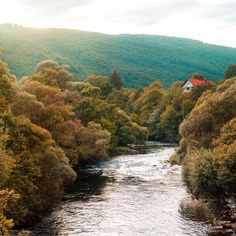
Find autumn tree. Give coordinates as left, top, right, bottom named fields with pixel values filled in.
left=178, top=77, right=236, bottom=205
left=17, top=82, right=80, bottom=165
left=35, top=60, right=58, bottom=74
left=86, top=76, right=112, bottom=97
left=0, top=189, right=20, bottom=235
left=191, top=73, right=204, bottom=80
left=3, top=116, right=76, bottom=224
left=0, top=58, right=148, bottom=230
left=183, top=118, right=236, bottom=203
left=0, top=61, right=16, bottom=112
left=81, top=85, right=101, bottom=98
left=76, top=122, right=111, bottom=162
left=12, top=91, right=45, bottom=121
left=35, top=60, right=73, bottom=91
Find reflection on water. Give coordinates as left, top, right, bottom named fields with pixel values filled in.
left=63, top=175, right=111, bottom=202
left=33, top=142, right=213, bottom=236
left=179, top=197, right=213, bottom=223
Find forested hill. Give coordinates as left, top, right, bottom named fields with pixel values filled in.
left=0, top=24, right=236, bottom=87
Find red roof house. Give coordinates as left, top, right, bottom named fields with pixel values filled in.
left=181, top=76, right=214, bottom=92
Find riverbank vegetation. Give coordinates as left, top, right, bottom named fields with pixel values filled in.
left=0, top=59, right=149, bottom=232
left=175, top=76, right=236, bottom=210
left=0, top=58, right=235, bottom=234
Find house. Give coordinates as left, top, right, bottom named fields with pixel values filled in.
left=181, top=75, right=213, bottom=92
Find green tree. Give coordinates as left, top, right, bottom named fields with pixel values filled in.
left=224, top=64, right=236, bottom=80
left=107, top=89, right=129, bottom=110
left=110, top=68, right=123, bottom=90
left=158, top=105, right=182, bottom=143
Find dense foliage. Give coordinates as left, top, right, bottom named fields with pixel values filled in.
left=0, top=60, right=149, bottom=232
left=0, top=55, right=235, bottom=233
left=175, top=77, right=236, bottom=207
left=128, top=81, right=212, bottom=143
left=1, top=24, right=236, bottom=88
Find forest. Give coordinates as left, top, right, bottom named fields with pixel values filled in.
left=0, top=58, right=236, bottom=235
left=1, top=24, right=236, bottom=88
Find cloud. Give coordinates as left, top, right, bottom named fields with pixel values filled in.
left=121, top=0, right=200, bottom=26
left=17, top=0, right=201, bottom=22
left=203, top=1, right=236, bottom=23
left=198, top=1, right=236, bottom=26
left=20, top=0, right=95, bottom=15
left=63, top=0, right=201, bottom=29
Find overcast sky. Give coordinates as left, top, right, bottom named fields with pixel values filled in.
left=1, top=0, right=236, bottom=47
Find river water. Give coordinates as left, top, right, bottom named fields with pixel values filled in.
left=33, top=142, right=213, bottom=236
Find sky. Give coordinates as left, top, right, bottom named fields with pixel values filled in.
left=0, top=0, right=236, bottom=47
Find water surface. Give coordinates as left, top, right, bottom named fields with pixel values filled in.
left=33, top=142, right=212, bottom=236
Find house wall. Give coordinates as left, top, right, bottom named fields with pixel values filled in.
left=182, top=81, right=193, bottom=92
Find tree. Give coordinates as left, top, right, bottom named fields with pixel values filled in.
left=112, top=108, right=148, bottom=146
left=180, top=77, right=236, bottom=150
left=35, top=60, right=73, bottom=91
left=75, top=97, right=109, bottom=126
left=191, top=73, right=204, bottom=80
left=158, top=105, right=182, bottom=143
left=212, top=118, right=236, bottom=198
left=19, top=80, right=65, bottom=106
left=132, top=83, right=164, bottom=126
left=81, top=85, right=101, bottom=98
left=0, top=189, right=20, bottom=235
left=183, top=118, right=236, bottom=202
left=110, top=68, right=123, bottom=90
left=0, top=148, right=15, bottom=189
left=35, top=60, right=58, bottom=74
left=12, top=91, right=45, bottom=121
left=51, top=119, right=83, bottom=166
left=85, top=76, right=112, bottom=97
left=224, top=64, right=236, bottom=80
left=0, top=61, right=16, bottom=111
left=75, top=122, right=111, bottom=162
left=3, top=115, right=76, bottom=224
left=107, top=89, right=129, bottom=110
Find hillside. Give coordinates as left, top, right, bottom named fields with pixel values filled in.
left=0, top=24, right=236, bottom=87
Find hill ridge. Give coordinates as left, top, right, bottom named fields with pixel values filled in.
left=0, top=24, right=236, bottom=87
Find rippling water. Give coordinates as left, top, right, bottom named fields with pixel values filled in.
left=33, top=142, right=213, bottom=236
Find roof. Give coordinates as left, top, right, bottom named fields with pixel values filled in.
left=188, top=78, right=205, bottom=86
left=181, top=78, right=206, bottom=87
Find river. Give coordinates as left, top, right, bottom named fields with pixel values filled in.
left=32, top=142, right=214, bottom=236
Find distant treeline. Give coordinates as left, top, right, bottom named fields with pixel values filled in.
left=1, top=24, right=236, bottom=88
